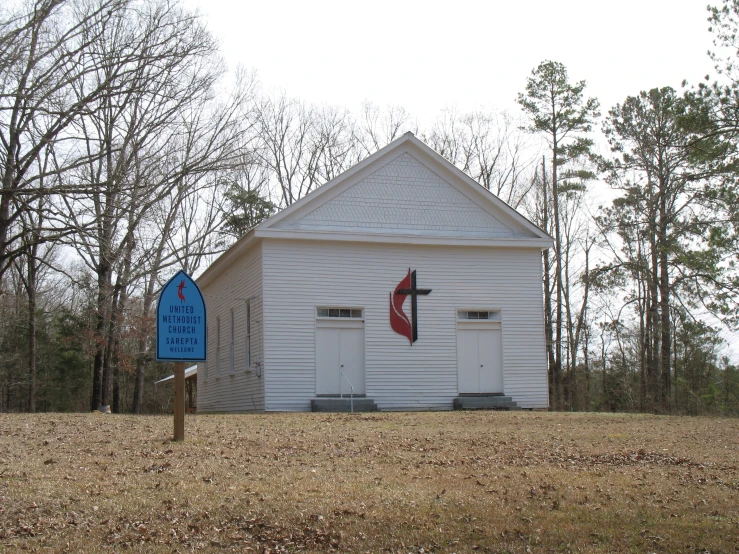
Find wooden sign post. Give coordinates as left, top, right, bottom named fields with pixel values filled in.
left=156, top=271, right=207, bottom=443
left=173, top=362, right=185, bottom=441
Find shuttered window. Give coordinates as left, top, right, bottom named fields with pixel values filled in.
left=245, top=300, right=251, bottom=369
left=216, top=317, right=221, bottom=377
left=229, top=309, right=235, bottom=374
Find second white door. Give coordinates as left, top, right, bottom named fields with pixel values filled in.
left=316, top=323, right=365, bottom=395
left=457, top=326, right=503, bottom=394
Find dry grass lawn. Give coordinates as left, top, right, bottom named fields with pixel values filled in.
left=0, top=411, right=737, bottom=553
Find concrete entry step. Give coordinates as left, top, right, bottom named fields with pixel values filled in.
left=315, top=394, right=367, bottom=398
left=311, top=397, right=379, bottom=412
left=453, top=395, right=521, bottom=410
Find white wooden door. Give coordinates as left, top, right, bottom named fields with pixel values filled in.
left=479, top=328, right=503, bottom=392
left=457, top=326, right=503, bottom=394
left=315, top=322, right=365, bottom=395
left=339, top=328, right=365, bottom=395
left=457, top=328, right=479, bottom=393
left=316, top=327, right=340, bottom=395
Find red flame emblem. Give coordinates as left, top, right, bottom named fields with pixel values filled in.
left=177, top=280, right=186, bottom=303
left=390, top=270, right=413, bottom=345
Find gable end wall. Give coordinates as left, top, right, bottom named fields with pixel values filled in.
left=281, top=152, right=534, bottom=238
left=262, top=239, right=548, bottom=411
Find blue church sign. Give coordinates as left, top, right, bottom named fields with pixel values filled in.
left=156, top=270, right=207, bottom=362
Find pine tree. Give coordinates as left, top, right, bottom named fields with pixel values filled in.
left=518, top=61, right=599, bottom=409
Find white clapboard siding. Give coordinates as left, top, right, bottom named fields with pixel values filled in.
left=290, top=152, right=520, bottom=237
left=262, top=239, right=548, bottom=411
left=197, top=243, right=265, bottom=413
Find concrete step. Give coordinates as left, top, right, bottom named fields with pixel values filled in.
left=453, top=396, right=521, bottom=410
left=458, top=395, right=514, bottom=403
left=311, top=397, right=379, bottom=412
left=457, top=393, right=506, bottom=397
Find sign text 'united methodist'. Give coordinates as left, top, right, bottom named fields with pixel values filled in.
left=156, top=270, right=207, bottom=361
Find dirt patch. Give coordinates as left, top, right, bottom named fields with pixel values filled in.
left=0, top=411, right=737, bottom=553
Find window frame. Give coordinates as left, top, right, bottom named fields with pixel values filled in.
left=215, top=316, right=221, bottom=377
left=245, top=299, right=251, bottom=369
left=316, top=306, right=364, bottom=319
left=457, top=310, right=501, bottom=321
left=229, top=308, right=235, bottom=374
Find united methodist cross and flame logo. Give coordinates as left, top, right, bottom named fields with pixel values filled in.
left=390, top=269, right=432, bottom=345
left=177, top=280, right=186, bottom=302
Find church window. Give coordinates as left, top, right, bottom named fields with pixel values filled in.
left=246, top=300, right=251, bottom=368
left=229, top=309, right=235, bottom=374
left=458, top=310, right=501, bottom=321
left=216, top=317, right=221, bottom=377
left=316, top=307, right=363, bottom=319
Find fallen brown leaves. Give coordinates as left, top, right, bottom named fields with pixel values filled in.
left=0, top=411, right=737, bottom=553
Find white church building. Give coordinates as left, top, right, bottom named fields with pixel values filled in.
left=196, top=132, right=552, bottom=412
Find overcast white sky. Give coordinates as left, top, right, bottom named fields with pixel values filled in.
left=185, top=0, right=739, bottom=359
left=186, top=0, right=716, bottom=123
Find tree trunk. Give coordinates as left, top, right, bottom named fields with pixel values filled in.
left=582, top=322, right=590, bottom=411
left=111, top=334, right=121, bottom=413
left=648, top=204, right=660, bottom=413
left=551, top=135, right=563, bottom=410
left=102, top=272, right=124, bottom=409
left=26, top=249, right=37, bottom=412
left=601, top=336, right=607, bottom=410
left=540, top=157, right=556, bottom=410
left=543, top=250, right=556, bottom=410
left=564, top=236, right=581, bottom=411
left=91, top=264, right=111, bottom=411
left=130, top=269, right=159, bottom=414
left=0, top=55, right=22, bottom=290
left=658, top=213, right=671, bottom=412
left=564, top=255, right=573, bottom=410
left=112, top=237, right=133, bottom=413
left=638, top=261, right=647, bottom=411
left=0, top=181, right=11, bottom=293
left=673, top=320, right=679, bottom=410
left=570, top=243, right=592, bottom=412
left=131, top=300, right=151, bottom=414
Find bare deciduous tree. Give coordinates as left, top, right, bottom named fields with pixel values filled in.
left=52, top=0, right=253, bottom=410
left=0, top=0, right=134, bottom=290
left=354, top=101, right=416, bottom=158
left=425, top=109, right=536, bottom=209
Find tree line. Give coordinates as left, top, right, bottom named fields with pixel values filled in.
left=1, top=0, right=738, bottom=414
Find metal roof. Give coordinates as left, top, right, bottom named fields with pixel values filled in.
left=154, top=365, right=198, bottom=384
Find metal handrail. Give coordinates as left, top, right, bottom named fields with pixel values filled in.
left=340, top=372, right=355, bottom=413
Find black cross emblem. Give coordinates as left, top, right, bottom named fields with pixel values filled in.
left=396, top=270, right=432, bottom=343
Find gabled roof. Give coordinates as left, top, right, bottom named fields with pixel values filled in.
left=257, top=132, right=551, bottom=243
left=199, top=132, right=552, bottom=287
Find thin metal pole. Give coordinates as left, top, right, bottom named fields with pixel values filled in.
left=341, top=372, right=354, bottom=414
